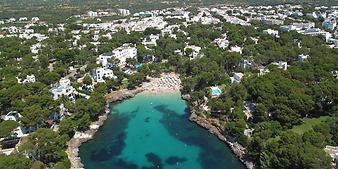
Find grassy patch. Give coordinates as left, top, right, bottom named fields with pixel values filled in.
left=290, top=116, right=329, bottom=135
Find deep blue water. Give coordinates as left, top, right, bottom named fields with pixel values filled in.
left=79, top=92, right=245, bottom=169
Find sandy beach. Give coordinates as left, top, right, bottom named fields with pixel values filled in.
left=142, top=72, right=181, bottom=93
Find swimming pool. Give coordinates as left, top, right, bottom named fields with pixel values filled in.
left=211, top=87, right=221, bottom=95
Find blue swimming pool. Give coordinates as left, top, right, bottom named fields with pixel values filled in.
left=211, top=88, right=221, bottom=95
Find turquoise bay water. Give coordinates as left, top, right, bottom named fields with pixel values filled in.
left=79, top=92, right=245, bottom=169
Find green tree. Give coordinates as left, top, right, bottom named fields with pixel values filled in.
left=0, top=154, right=32, bottom=169
left=19, top=128, right=67, bottom=164
left=21, top=105, right=49, bottom=128
left=83, top=75, right=92, bottom=85
left=0, top=120, right=19, bottom=138
left=58, top=118, right=77, bottom=138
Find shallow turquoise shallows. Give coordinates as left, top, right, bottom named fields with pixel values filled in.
left=79, top=92, right=245, bottom=169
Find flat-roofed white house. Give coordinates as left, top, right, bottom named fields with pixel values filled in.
left=19, top=17, right=28, bottom=21
left=118, top=9, right=131, bottom=16
left=271, top=61, right=288, bottom=70
left=214, top=33, right=229, bottom=49
left=31, top=17, right=40, bottom=22
left=96, top=44, right=137, bottom=67
left=91, top=67, right=116, bottom=83
left=142, top=34, right=159, bottom=46
left=112, top=44, right=137, bottom=65
left=263, top=29, right=279, bottom=37
left=258, top=67, right=270, bottom=76
left=50, top=78, right=77, bottom=100
left=1, top=111, right=22, bottom=122
left=16, top=74, right=36, bottom=84
left=298, top=54, right=309, bottom=62
left=231, top=72, right=244, bottom=83
left=184, top=45, right=202, bottom=59
left=87, top=11, right=98, bottom=17
left=229, top=46, right=243, bottom=54
left=97, top=51, right=114, bottom=68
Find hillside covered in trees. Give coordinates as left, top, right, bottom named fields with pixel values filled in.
left=0, top=0, right=337, bottom=22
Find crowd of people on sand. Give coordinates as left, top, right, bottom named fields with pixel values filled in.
left=143, top=73, right=181, bottom=92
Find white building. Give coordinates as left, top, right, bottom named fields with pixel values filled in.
left=231, top=72, right=244, bottom=83
left=230, top=46, right=243, bottom=54
left=97, top=52, right=114, bottom=68
left=184, top=45, right=202, bottom=59
left=263, top=29, right=279, bottom=37
left=31, top=43, right=41, bottom=54
left=19, top=17, right=28, bottom=21
left=298, top=28, right=332, bottom=42
left=262, top=19, right=284, bottom=25
left=97, top=44, right=137, bottom=67
left=280, top=25, right=300, bottom=31
left=50, top=78, right=77, bottom=100
left=8, top=18, right=16, bottom=22
left=292, top=22, right=315, bottom=30
left=142, top=34, right=159, bottom=46
left=17, top=74, right=36, bottom=84
left=133, top=11, right=153, bottom=17
left=91, top=67, right=115, bottom=83
left=161, top=25, right=180, bottom=36
left=8, top=26, right=18, bottom=34
left=87, top=11, right=98, bottom=17
left=200, top=16, right=220, bottom=25
left=1, top=111, right=22, bottom=122
left=12, top=126, right=29, bottom=138
left=272, top=61, right=288, bottom=70
left=243, top=59, right=254, bottom=69
left=258, top=67, right=270, bottom=76
left=214, top=33, right=229, bottom=49
left=112, top=44, right=137, bottom=65
left=118, top=9, right=131, bottom=16
left=131, top=16, right=167, bottom=32
left=298, top=54, right=309, bottom=62
left=31, top=17, right=40, bottom=22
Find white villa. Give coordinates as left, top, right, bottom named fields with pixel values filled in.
left=214, top=33, right=229, bottom=49
left=142, top=34, right=160, bottom=46
left=118, top=9, right=131, bottom=16
left=97, top=52, right=114, bottom=68
left=12, top=126, right=29, bottom=138
left=50, top=78, right=77, bottom=100
left=91, top=67, right=116, bottom=83
left=271, top=61, right=288, bottom=70
left=16, top=74, right=36, bottom=84
left=258, top=67, right=270, bottom=76
left=298, top=54, right=309, bottom=62
left=231, top=72, right=244, bottom=83
left=1, top=111, right=22, bottom=122
left=230, top=46, right=243, bottom=54
left=184, top=45, right=202, bottom=59
left=31, top=17, right=40, bottom=22
left=263, top=29, right=279, bottom=37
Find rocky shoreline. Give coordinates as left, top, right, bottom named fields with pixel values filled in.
left=188, top=111, right=256, bottom=169
left=66, top=88, right=144, bottom=169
